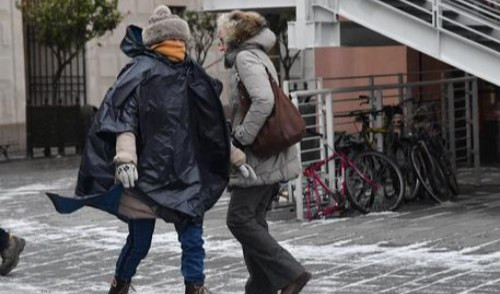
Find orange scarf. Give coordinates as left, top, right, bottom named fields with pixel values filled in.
left=151, top=40, right=186, bottom=62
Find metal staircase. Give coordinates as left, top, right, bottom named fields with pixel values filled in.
left=289, top=0, right=500, bottom=86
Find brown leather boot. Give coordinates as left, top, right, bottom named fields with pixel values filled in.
left=108, top=277, right=131, bottom=294
left=281, top=271, right=312, bottom=294
left=185, top=283, right=209, bottom=294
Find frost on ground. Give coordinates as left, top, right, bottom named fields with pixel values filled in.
left=1, top=160, right=500, bottom=293
left=457, top=166, right=500, bottom=185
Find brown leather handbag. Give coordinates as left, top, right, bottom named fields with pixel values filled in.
left=237, top=66, right=306, bottom=158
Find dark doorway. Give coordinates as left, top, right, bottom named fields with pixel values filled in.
left=23, top=9, right=87, bottom=157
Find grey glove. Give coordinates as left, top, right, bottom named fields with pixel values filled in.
left=116, top=163, right=138, bottom=188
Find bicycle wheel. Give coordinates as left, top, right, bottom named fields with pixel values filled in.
left=410, top=143, right=451, bottom=203
left=427, top=136, right=460, bottom=196
left=445, top=164, right=460, bottom=196
left=433, top=156, right=460, bottom=196
left=345, top=151, right=405, bottom=213
left=392, top=142, right=420, bottom=201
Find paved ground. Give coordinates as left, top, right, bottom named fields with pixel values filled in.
left=1, top=156, right=500, bottom=293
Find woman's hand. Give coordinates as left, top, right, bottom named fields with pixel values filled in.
left=115, top=163, right=139, bottom=188
left=238, top=164, right=257, bottom=180
left=231, top=144, right=257, bottom=180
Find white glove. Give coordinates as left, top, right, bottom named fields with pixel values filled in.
left=116, top=163, right=139, bottom=188
left=239, top=163, right=257, bottom=181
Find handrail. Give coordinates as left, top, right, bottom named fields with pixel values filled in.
left=290, top=76, right=476, bottom=98
left=375, top=0, right=500, bottom=54
left=481, top=0, right=500, bottom=6
left=448, top=0, right=500, bottom=19
left=379, top=0, right=435, bottom=25
left=321, top=69, right=462, bottom=81
left=439, top=10, right=500, bottom=45
left=398, top=0, right=432, bottom=14
left=285, top=69, right=463, bottom=85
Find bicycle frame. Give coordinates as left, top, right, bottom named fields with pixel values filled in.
left=303, top=148, right=381, bottom=220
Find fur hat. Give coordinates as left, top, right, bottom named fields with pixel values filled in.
left=219, top=10, right=267, bottom=46
left=142, top=5, right=191, bottom=46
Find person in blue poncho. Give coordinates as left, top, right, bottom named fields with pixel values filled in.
left=46, top=5, right=238, bottom=294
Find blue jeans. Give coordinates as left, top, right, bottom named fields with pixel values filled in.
left=175, top=220, right=205, bottom=284
left=115, top=219, right=205, bottom=284
left=0, top=227, right=8, bottom=251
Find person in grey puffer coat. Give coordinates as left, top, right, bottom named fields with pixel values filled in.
left=217, top=10, right=312, bottom=294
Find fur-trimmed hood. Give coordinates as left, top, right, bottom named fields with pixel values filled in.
left=224, top=27, right=276, bottom=68
left=224, top=10, right=267, bottom=46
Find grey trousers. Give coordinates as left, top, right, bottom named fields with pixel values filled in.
left=227, top=184, right=305, bottom=294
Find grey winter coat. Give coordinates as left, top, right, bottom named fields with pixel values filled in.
left=225, top=28, right=301, bottom=187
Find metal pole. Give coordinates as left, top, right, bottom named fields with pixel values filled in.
left=398, top=73, right=404, bottom=104
left=283, top=80, right=290, bottom=96
left=292, top=92, right=304, bottom=220
left=405, top=86, right=413, bottom=136
left=432, top=0, right=438, bottom=27
left=440, top=73, right=447, bottom=142
left=374, top=89, right=384, bottom=152
left=325, top=93, right=336, bottom=192
left=368, top=76, right=376, bottom=142
left=471, top=78, right=481, bottom=186
left=285, top=79, right=295, bottom=207
left=465, top=78, right=472, bottom=167
left=447, top=83, right=457, bottom=169
left=317, top=78, right=326, bottom=175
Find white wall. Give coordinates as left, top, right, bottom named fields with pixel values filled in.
left=0, top=1, right=27, bottom=149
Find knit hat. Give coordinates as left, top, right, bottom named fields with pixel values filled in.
left=142, top=5, right=191, bottom=46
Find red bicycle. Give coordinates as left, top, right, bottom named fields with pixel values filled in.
left=303, top=132, right=405, bottom=220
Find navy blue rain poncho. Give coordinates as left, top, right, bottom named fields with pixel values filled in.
left=47, top=25, right=230, bottom=223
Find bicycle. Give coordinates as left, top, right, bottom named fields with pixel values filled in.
left=398, top=101, right=457, bottom=203
left=410, top=130, right=452, bottom=203
left=303, top=131, right=405, bottom=220
left=343, top=103, right=421, bottom=201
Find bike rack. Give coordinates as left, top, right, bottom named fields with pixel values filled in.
left=285, top=74, right=480, bottom=220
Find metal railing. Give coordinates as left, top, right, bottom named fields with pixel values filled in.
left=283, top=75, right=479, bottom=220
left=377, top=0, right=500, bottom=55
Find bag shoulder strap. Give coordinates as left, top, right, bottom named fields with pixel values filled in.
left=235, top=48, right=276, bottom=83
left=232, top=48, right=279, bottom=124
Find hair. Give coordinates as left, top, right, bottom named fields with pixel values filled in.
left=216, top=12, right=233, bottom=43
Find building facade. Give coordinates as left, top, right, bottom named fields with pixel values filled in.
left=0, top=1, right=27, bottom=151
left=203, top=0, right=500, bottom=165
left=0, top=0, right=229, bottom=154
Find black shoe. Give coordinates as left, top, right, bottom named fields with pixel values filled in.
left=108, top=277, right=132, bottom=294
left=186, top=283, right=210, bottom=294
left=281, top=272, right=312, bottom=294
left=0, top=234, right=26, bottom=276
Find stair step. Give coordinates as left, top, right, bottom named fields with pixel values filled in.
left=443, top=23, right=494, bottom=34
left=442, top=10, right=459, bottom=19
left=478, top=40, right=500, bottom=52
left=443, top=22, right=500, bottom=52
left=380, top=0, right=432, bottom=23
left=380, top=0, right=427, bottom=6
